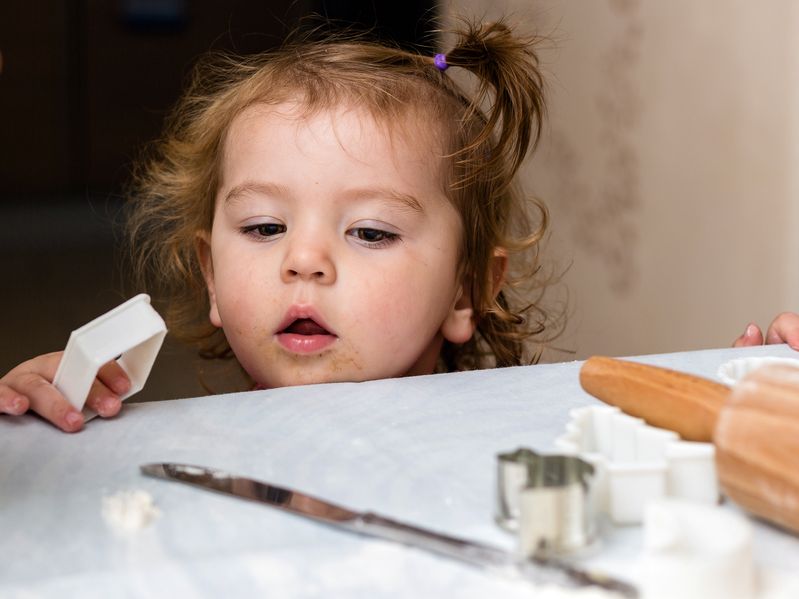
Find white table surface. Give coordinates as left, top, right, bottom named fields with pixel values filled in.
left=2, top=344, right=799, bottom=598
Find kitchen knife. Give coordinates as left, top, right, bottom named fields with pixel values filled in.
left=141, top=463, right=637, bottom=597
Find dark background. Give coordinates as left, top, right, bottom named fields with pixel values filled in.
left=0, top=0, right=438, bottom=400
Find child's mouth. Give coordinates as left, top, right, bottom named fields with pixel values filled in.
left=282, top=318, right=330, bottom=336
left=277, top=317, right=337, bottom=354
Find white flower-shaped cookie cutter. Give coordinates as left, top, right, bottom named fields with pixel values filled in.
left=555, top=405, right=718, bottom=524
left=717, top=356, right=799, bottom=386
left=53, top=294, right=167, bottom=421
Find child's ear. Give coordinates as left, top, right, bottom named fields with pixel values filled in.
left=441, top=248, right=508, bottom=344
left=441, top=285, right=475, bottom=344
left=195, top=232, right=222, bottom=328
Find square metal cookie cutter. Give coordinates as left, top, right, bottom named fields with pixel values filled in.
left=496, top=448, right=596, bottom=556
left=52, top=294, right=167, bottom=421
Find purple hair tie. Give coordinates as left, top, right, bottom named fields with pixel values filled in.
left=433, top=53, right=449, bottom=71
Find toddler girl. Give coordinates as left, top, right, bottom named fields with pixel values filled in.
left=3, top=20, right=797, bottom=432
left=0, top=20, right=556, bottom=432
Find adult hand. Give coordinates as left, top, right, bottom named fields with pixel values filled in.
left=733, top=312, right=799, bottom=350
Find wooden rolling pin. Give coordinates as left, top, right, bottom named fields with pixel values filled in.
left=580, top=356, right=799, bottom=534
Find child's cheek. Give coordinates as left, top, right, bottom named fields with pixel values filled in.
left=367, top=290, right=421, bottom=350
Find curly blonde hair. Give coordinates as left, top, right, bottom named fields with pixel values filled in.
left=127, top=19, right=553, bottom=376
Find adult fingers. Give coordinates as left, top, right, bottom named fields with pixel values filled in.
left=765, top=312, right=799, bottom=350
left=732, top=323, right=763, bottom=348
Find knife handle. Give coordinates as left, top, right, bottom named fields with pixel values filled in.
left=579, top=356, right=729, bottom=442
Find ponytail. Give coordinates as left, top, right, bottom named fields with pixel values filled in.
left=433, top=20, right=554, bottom=369
left=441, top=20, right=545, bottom=191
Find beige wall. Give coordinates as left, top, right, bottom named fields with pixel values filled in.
left=445, top=0, right=799, bottom=359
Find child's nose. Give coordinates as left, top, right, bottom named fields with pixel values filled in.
left=280, top=236, right=337, bottom=284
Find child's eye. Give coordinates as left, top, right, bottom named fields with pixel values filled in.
left=347, top=227, right=400, bottom=248
left=241, top=223, right=286, bottom=239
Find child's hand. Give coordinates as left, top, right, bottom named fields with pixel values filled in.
left=733, top=312, right=799, bottom=351
left=0, top=353, right=131, bottom=432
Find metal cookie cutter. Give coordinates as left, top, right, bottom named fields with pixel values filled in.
left=496, top=448, right=596, bottom=556
left=53, top=294, right=167, bottom=421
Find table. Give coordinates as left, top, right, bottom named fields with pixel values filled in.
left=2, top=344, right=798, bottom=598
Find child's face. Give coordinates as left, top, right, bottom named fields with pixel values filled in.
left=197, top=102, right=476, bottom=388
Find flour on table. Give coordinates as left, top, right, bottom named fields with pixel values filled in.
left=102, top=489, right=160, bottom=533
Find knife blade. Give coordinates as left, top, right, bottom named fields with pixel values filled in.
left=141, top=463, right=637, bottom=597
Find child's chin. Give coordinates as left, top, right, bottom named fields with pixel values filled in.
left=264, top=368, right=371, bottom=389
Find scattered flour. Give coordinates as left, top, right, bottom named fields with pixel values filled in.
left=102, top=489, right=160, bottom=533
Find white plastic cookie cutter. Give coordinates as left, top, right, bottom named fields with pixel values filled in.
left=716, top=355, right=799, bottom=386
left=640, top=499, right=756, bottom=599
left=52, top=294, right=167, bottom=421
left=555, top=405, right=718, bottom=524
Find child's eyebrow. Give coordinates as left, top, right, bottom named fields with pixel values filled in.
left=345, top=188, right=425, bottom=215
left=223, top=181, right=288, bottom=205
left=223, top=181, right=425, bottom=215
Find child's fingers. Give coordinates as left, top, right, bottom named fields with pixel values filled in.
left=0, top=384, right=29, bottom=415
left=18, top=373, right=84, bottom=432
left=83, top=377, right=123, bottom=418
left=82, top=361, right=130, bottom=418
left=96, top=360, right=131, bottom=397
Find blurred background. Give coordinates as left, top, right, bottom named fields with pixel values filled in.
left=1, top=1, right=797, bottom=401
left=446, top=0, right=799, bottom=361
